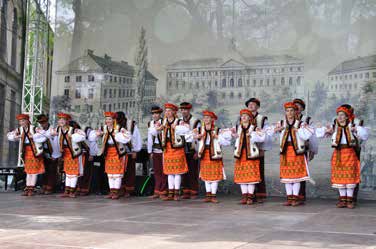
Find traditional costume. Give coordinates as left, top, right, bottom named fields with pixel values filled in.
left=179, top=102, right=201, bottom=199
left=117, top=113, right=142, bottom=196
left=153, top=103, right=189, bottom=201
left=77, top=127, right=98, bottom=195
left=147, top=106, right=168, bottom=199
left=245, top=98, right=271, bottom=202
left=55, top=113, right=86, bottom=198
left=7, top=114, right=46, bottom=196
left=233, top=109, right=266, bottom=205
left=293, top=98, right=318, bottom=203
left=316, top=105, right=368, bottom=208
left=272, top=102, right=314, bottom=206
left=195, top=110, right=232, bottom=203
left=36, top=114, right=61, bottom=194
left=93, top=112, right=132, bottom=199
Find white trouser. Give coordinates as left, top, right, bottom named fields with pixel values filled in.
left=285, top=182, right=301, bottom=196
left=205, top=181, right=219, bottom=194
left=65, top=174, right=78, bottom=188
left=240, top=184, right=256, bottom=194
left=26, top=174, right=38, bottom=187
left=338, top=187, right=355, bottom=197
left=168, top=174, right=182, bottom=190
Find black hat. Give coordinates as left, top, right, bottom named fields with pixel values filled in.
left=179, top=102, right=192, bottom=109
left=36, top=114, right=49, bottom=123
left=150, top=105, right=163, bottom=114
left=293, top=98, right=306, bottom=110
left=245, top=98, right=260, bottom=107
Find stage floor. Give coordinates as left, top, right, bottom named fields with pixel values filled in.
left=0, top=193, right=375, bottom=249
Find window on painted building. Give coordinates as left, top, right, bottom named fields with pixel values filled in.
left=238, top=78, right=242, bottom=87
left=366, top=72, right=369, bottom=78
left=176, top=73, right=179, bottom=77
left=76, top=76, right=82, bottom=82
left=360, top=73, right=363, bottom=79
left=297, top=76, right=301, bottom=85
left=114, top=89, right=117, bottom=97
left=75, top=105, right=81, bottom=112
left=104, top=89, right=107, bottom=98
left=190, top=72, right=193, bottom=76
left=109, top=104, right=112, bottom=111
left=64, top=76, right=70, bottom=82
left=88, top=88, right=94, bottom=99
left=118, top=90, right=121, bottom=98
left=109, top=89, right=112, bottom=98
left=230, top=78, right=234, bottom=87
left=103, top=104, right=106, bottom=111
left=88, top=105, right=93, bottom=112
left=266, top=79, right=270, bottom=86
left=281, top=68, right=285, bottom=73
left=113, top=103, right=116, bottom=110
left=222, top=79, right=226, bottom=88
left=125, top=103, right=128, bottom=110
left=109, top=76, right=113, bottom=82
left=281, top=77, right=285, bottom=85
left=88, top=75, right=95, bottom=82
left=118, top=103, right=121, bottom=109
left=289, top=77, right=293, bottom=86
left=345, top=75, right=348, bottom=80
left=215, top=80, right=218, bottom=87
left=64, top=89, right=69, bottom=96
left=215, top=71, right=218, bottom=76
left=247, top=79, right=250, bottom=86
left=75, top=88, right=81, bottom=99
left=354, top=74, right=357, bottom=79
left=273, top=78, right=276, bottom=86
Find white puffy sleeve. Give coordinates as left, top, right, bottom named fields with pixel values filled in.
left=72, top=130, right=86, bottom=143
left=315, top=127, right=327, bottom=138
left=116, top=129, right=132, bottom=144
left=131, top=126, right=142, bottom=152
left=250, top=131, right=266, bottom=143
left=175, top=125, right=190, bottom=136
left=7, top=130, right=19, bottom=141
left=218, top=129, right=232, bottom=146
left=32, top=130, right=47, bottom=143
left=147, top=127, right=155, bottom=154
left=297, top=126, right=314, bottom=141
left=88, top=130, right=99, bottom=142
left=356, top=126, right=369, bottom=142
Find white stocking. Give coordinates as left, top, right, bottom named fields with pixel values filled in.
left=174, top=174, right=182, bottom=190
left=168, top=175, right=174, bottom=189
left=338, top=188, right=347, bottom=197
left=248, top=184, right=255, bottom=194
left=205, top=181, right=211, bottom=193
left=240, top=184, right=248, bottom=194
left=292, top=182, right=301, bottom=196
left=285, top=183, right=293, bottom=196
left=211, top=181, right=218, bottom=195
left=346, top=187, right=355, bottom=197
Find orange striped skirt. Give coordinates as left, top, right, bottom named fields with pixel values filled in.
left=280, top=145, right=308, bottom=180
left=63, top=148, right=83, bottom=176
left=23, top=145, right=45, bottom=174
left=163, top=142, right=188, bottom=175
left=105, top=146, right=127, bottom=175
left=234, top=149, right=261, bottom=184
left=199, top=149, right=224, bottom=181
left=331, top=147, right=360, bottom=185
